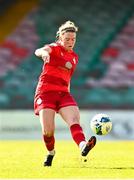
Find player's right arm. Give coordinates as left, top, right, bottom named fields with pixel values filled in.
left=34, top=45, right=52, bottom=63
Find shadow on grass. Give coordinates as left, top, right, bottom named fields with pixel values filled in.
left=61, top=166, right=134, bottom=169
left=93, top=167, right=134, bottom=170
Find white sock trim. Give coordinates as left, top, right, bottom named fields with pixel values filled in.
left=48, top=149, right=55, bottom=156
left=79, top=141, right=86, bottom=151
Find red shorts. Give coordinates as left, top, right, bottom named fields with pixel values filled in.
left=34, top=91, right=77, bottom=115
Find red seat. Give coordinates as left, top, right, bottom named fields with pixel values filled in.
left=102, top=47, right=119, bottom=58
left=0, top=41, right=16, bottom=50
left=127, top=63, right=134, bottom=71
left=12, top=47, right=29, bottom=58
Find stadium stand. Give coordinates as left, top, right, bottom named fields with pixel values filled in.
left=0, top=0, right=134, bottom=109
left=87, top=14, right=134, bottom=88
left=0, top=0, right=15, bottom=15
left=0, top=2, right=39, bottom=108
left=86, top=13, right=134, bottom=108
left=0, top=0, right=39, bottom=42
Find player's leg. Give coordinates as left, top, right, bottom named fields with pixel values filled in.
left=39, top=108, right=56, bottom=166
left=59, top=106, right=96, bottom=156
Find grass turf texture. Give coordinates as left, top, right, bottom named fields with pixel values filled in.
left=0, top=140, right=134, bottom=179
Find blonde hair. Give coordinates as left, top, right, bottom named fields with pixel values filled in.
left=56, top=21, right=78, bottom=40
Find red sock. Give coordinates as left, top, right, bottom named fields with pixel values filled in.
left=43, top=135, right=55, bottom=151
left=70, top=124, right=85, bottom=146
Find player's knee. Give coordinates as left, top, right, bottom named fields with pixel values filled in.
left=68, top=116, right=80, bottom=126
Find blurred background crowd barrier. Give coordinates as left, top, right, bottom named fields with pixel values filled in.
left=0, top=110, right=134, bottom=140
left=0, top=0, right=134, bottom=140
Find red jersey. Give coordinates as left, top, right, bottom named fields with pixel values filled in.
left=35, top=42, right=78, bottom=94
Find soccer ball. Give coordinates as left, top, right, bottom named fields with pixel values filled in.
left=90, top=113, right=112, bottom=135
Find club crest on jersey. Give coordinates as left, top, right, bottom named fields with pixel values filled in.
left=65, top=61, right=72, bottom=69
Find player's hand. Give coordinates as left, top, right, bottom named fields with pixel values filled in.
left=42, top=51, right=50, bottom=63
left=35, top=48, right=50, bottom=63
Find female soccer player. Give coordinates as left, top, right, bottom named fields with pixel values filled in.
left=34, top=21, right=96, bottom=166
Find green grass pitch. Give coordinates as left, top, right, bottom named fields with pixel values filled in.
left=0, top=140, right=134, bottom=179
